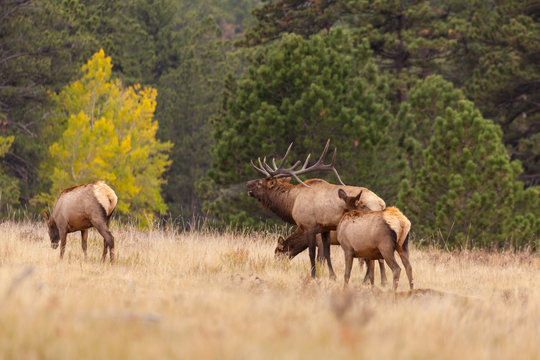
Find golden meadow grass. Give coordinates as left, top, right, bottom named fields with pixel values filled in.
left=1, top=220, right=539, bottom=360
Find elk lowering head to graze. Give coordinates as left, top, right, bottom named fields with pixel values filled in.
left=247, top=140, right=386, bottom=279
left=275, top=230, right=387, bottom=286
left=42, top=181, right=118, bottom=263
left=337, top=189, right=413, bottom=291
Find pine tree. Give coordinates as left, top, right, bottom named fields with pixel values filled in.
left=398, top=99, right=538, bottom=249
left=38, top=50, right=172, bottom=221
left=203, top=30, right=405, bottom=225
left=450, top=0, right=540, bottom=186
left=395, top=75, right=465, bottom=178
left=156, top=16, right=233, bottom=220
left=0, top=134, right=20, bottom=212
left=239, top=0, right=347, bottom=46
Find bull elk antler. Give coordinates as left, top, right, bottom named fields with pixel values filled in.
left=250, top=139, right=346, bottom=187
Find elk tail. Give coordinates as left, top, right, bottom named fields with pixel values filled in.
left=402, top=232, right=410, bottom=254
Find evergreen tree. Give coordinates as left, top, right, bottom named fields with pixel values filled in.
left=240, top=0, right=347, bottom=46
left=202, top=30, right=404, bottom=225
left=398, top=99, right=538, bottom=249
left=450, top=0, right=540, bottom=186
left=0, top=0, right=100, bottom=205
left=156, top=16, right=234, bottom=221
left=38, top=50, right=172, bottom=221
left=0, top=134, right=20, bottom=213
left=395, top=75, right=465, bottom=177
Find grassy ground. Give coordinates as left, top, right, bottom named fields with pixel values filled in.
left=1, top=220, right=539, bottom=360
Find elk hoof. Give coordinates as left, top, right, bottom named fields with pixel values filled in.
left=51, top=243, right=59, bottom=249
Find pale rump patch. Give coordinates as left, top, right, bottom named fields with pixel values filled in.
left=382, top=207, right=411, bottom=247
left=92, top=181, right=118, bottom=216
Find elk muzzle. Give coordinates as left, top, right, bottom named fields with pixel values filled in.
left=246, top=179, right=258, bottom=197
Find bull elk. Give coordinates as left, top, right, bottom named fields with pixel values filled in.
left=247, top=140, right=385, bottom=278
left=275, top=231, right=388, bottom=286
left=42, top=181, right=117, bottom=263
left=336, top=189, right=413, bottom=291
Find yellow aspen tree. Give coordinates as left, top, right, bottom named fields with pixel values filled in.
left=40, top=50, right=172, bottom=221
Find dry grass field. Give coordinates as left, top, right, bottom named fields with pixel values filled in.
left=1, top=220, right=539, bottom=360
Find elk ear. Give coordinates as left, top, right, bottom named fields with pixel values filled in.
left=338, top=189, right=348, bottom=200
left=42, top=210, right=50, bottom=223
left=267, top=178, right=277, bottom=188
left=277, top=177, right=292, bottom=184
left=278, top=236, right=285, bottom=245
left=353, top=191, right=363, bottom=207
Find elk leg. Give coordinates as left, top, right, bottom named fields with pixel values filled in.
left=59, top=230, right=67, bottom=260
left=367, top=260, right=375, bottom=286
left=397, top=246, right=414, bottom=290
left=102, top=240, right=108, bottom=262
left=321, top=231, right=336, bottom=280
left=343, top=248, right=354, bottom=288
left=315, top=235, right=325, bottom=263
left=307, top=231, right=317, bottom=278
left=378, top=259, right=387, bottom=286
left=362, top=259, right=371, bottom=284
left=380, top=247, right=401, bottom=292
left=95, top=223, right=115, bottom=264
left=81, top=229, right=88, bottom=260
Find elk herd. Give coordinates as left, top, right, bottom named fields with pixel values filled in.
left=247, top=140, right=413, bottom=291
left=42, top=140, right=413, bottom=292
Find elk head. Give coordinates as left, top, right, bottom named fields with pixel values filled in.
left=42, top=211, right=60, bottom=249
left=338, top=189, right=367, bottom=212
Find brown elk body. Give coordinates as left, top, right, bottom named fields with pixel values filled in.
left=336, top=189, right=413, bottom=291
left=43, top=181, right=118, bottom=263
left=247, top=140, right=385, bottom=279
left=275, top=230, right=387, bottom=286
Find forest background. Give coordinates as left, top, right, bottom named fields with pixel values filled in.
left=0, top=0, right=538, bottom=249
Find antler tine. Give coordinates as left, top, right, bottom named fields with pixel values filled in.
left=329, top=147, right=345, bottom=185
left=250, top=158, right=271, bottom=177
left=276, top=142, right=294, bottom=169
left=333, top=168, right=345, bottom=186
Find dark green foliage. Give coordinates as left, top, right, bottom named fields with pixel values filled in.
left=240, top=0, right=347, bottom=46
left=203, top=30, right=405, bottom=224
left=451, top=0, right=540, bottom=186
left=396, top=75, right=466, bottom=177
left=0, top=135, right=20, bottom=213
left=398, top=98, right=538, bottom=249
left=156, top=16, right=234, bottom=220
left=0, top=0, right=96, bottom=204
left=243, top=0, right=539, bottom=186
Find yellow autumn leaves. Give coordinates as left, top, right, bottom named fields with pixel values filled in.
left=39, top=50, right=172, bottom=221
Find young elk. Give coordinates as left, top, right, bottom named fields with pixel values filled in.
left=42, top=181, right=117, bottom=263
left=275, top=230, right=388, bottom=286
left=336, top=189, right=413, bottom=291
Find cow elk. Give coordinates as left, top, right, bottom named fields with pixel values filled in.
left=247, top=140, right=385, bottom=279
left=275, top=230, right=388, bottom=286
left=336, top=189, right=413, bottom=291
left=42, top=181, right=118, bottom=263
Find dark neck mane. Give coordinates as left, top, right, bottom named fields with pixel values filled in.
left=259, top=183, right=297, bottom=224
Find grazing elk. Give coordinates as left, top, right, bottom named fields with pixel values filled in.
left=275, top=230, right=388, bottom=286
left=336, top=189, right=413, bottom=291
left=42, top=181, right=118, bottom=263
left=247, top=140, right=385, bottom=279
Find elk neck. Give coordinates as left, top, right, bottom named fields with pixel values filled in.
left=259, top=181, right=300, bottom=224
